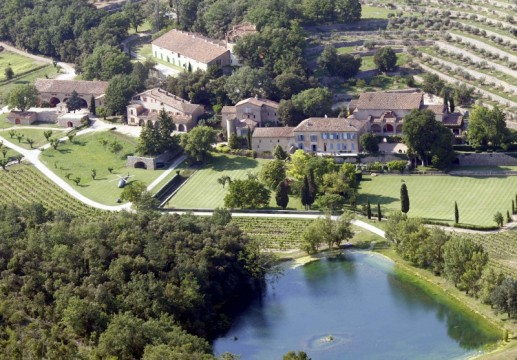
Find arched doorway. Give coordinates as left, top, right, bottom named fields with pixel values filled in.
left=371, top=124, right=381, bottom=133
left=139, top=119, right=145, bottom=126
left=49, top=97, right=61, bottom=107
left=383, top=124, right=394, bottom=133
left=178, top=124, right=187, bottom=132
left=78, top=98, right=88, bottom=108
left=67, top=121, right=73, bottom=128
left=395, top=124, right=403, bottom=134
left=134, top=161, right=147, bottom=169
left=15, top=118, right=20, bottom=125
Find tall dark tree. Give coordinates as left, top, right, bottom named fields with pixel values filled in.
left=400, top=183, right=410, bottom=214
left=301, top=175, right=310, bottom=210
left=66, top=91, right=84, bottom=113
left=89, top=95, right=96, bottom=115
left=367, top=199, right=372, bottom=220
left=275, top=181, right=289, bottom=209
left=307, top=168, right=317, bottom=209
left=377, top=202, right=382, bottom=221
left=454, top=201, right=459, bottom=224
left=274, top=144, right=289, bottom=160
left=449, top=95, right=455, bottom=113
left=137, top=121, right=161, bottom=155
left=157, top=109, right=177, bottom=151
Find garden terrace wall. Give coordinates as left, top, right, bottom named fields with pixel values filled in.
left=456, top=153, right=517, bottom=166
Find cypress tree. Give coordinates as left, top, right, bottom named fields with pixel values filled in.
left=449, top=95, right=455, bottom=113
left=443, top=92, right=449, bottom=114
left=247, top=126, right=252, bottom=150
left=508, top=210, right=512, bottom=223
left=454, top=201, right=459, bottom=224
left=400, top=183, right=410, bottom=214
left=275, top=181, right=289, bottom=209
left=301, top=175, right=310, bottom=210
left=377, top=202, right=381, bottom=221
left=274, top=144, right=288, bottom=160
left=307, top=168, right=317, bottom=209
left=89, top=95, right=96, bottom=115
left=367, top=199, right=372, bottom=220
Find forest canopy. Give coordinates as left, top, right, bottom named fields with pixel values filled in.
left=0, top=203, right=273, bottom=359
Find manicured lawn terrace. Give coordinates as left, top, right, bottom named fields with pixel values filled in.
left=134, top=43, right=185, bottom=72
left=358, top=174, right=517, bottom=226
left=0, top=50, right=47, bottom=82
left=164, top=154, right=304, bottom=210
left=361, top=5, right=394, bottom=19
left=40, top=130, right=169, bottom=205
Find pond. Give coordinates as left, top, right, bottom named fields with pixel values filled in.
left=213, top=251, right=500, bottom=360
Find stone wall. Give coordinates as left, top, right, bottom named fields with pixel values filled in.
left=126, top=156, right=158, bottom=170
left=456, top=153, right=517, bottom=166
left=342, top=154, right=406, bottom=164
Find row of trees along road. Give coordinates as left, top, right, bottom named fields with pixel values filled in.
left=385, top=213, right=517, bottom=320
left=0, top=203, right=274, bottom=359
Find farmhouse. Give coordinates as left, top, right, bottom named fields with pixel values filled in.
left=152, top=29, right=231, bottom=72
left=35, top=79, right=108, bottom=109
left=252, top=127, right=295, bottom=154
left=252, top=117, right=367, bottom=155
left=223, top=97, right=280, bottom=138
left=348, top=90, right=464, bottom=136
left=126, top=88, right=204, bottom=132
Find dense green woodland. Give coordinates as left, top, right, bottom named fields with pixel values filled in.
left=0, top=203, right=272, bottom=359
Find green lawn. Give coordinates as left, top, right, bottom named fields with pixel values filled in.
left=357, top=175, right=517, bottom=226
left=337, top=46, right=358, bottom=55
left=40, top=130, right=169, bottom=205
left=0, top=65, right=58, bottom=106
left=361, top=5, right=394, bottom=19
left=165, top=154, right=304, bottom=210
left=360, top=55, right=376, bottom=71
left=0, top=50, right=47, bottom=82
left=5, top=128, right=69, bottom=149
left=128, top=19, right=152, bottom=35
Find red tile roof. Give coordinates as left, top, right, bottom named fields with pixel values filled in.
left=236, top=97, right=279, bottom=109
left=253, top=127, right=295, bottom=138
left=356, top=91, right=423, bottom=110
left=294, top=117, right=365, bottom=132
left=152, top=30, right=229, bottom=64
left=135, top=88, right=204, bottom=114
left=35, top=79, right=108, bottom=95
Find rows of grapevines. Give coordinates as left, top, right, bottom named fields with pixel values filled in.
left=470, top=231, right=517, bottom=277
left=231, top=217, right=315, bottom=250
left=0, top=166, right=101, bottom=217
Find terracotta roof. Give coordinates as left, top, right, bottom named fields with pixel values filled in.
left=253, top=127, right=294, bottom=138
left=294, top=117, right=365, bottom=132
left=356, top=92, right=423, bottom=110
left=35, top=79, right=108, bottom=95
left=221, top=106, right=236, bottom=114
left=236, top=97, right=279, bottom=109
left=423, top=104, right=446, bottom=115
left=235, top=118, right=258, bottom=128
left=134, top=88, right=204, bottom=114
left=442, top=113, right=463, bottom=126
left=152, top=30, right=229, bottom=64
left=7, top=111, right=37, bottom=120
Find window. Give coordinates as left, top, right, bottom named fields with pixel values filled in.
left=259, top=140, right=261, bottom=143
left=337, top=143, right=341, bottom=150
left=310, top=135, right=317, bottom=142
left=130, top=109, right=134, bottom=115
left=329, top=143, right=334, bottom=150
left=322, top=133, right=327, bottom=140
left=297, top=134, right=304, bottom=141
left=329, top=133, right=334, bottom=140
left=351, top=143, right=355, bottom=151
left=343, top=144, right=347, bottom=150
left=298, top=143, right=304, bottom=150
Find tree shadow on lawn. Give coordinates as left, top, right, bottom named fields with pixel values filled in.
left=209, top=155, right=259, bottom=171
left=356, top=194, right=398, bottom=205
left=57, top=148, right=72, bottom=154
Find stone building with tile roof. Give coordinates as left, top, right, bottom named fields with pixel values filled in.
left=292, top=117, right=367, bottom=154
left=126, top=88, right=204, bottom=132
left=35, top=79, right=108, bottom=109
left=251, top=117, right=367, bottom=155
left=223, top=97, right=280, bottom=139
left=252, top=127, right=295, bottom=154
left=348, top=90, right=464, bottom=136
left=152, top=29, right=231, bottom=72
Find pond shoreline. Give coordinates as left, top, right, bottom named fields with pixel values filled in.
left=274, top=247, right=515, bottom=359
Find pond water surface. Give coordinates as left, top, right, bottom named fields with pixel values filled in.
left=213, top=251, right=500, bottom=360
